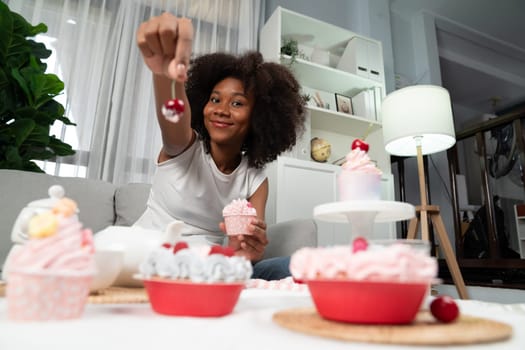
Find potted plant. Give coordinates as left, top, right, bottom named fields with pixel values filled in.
left=0, top=2, right=75, bottom=172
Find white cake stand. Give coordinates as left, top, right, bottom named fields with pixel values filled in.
left=313, top=200, right=415, bottom=240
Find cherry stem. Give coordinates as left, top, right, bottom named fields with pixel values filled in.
left=171, top=80, right=176, bottom=100
left=361, top=123, right=374, bottom=141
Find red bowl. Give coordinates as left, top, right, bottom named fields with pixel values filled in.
left=142, top=278, right=245, bottom=317
left=306, top=279, right=429, bottom=324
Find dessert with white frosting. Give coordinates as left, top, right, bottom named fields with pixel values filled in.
left=139, top=242, right=252, bottom=283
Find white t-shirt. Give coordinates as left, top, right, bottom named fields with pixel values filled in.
left=134, top=139, right=266, bottom=245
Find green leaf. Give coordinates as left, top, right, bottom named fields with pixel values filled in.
left=49, top=136, right=75, bottom=156
left=0, top=2, right=75, bottom=172
left=10, top=118, right=35, bottom=147
left=0, top=2, right=14, bottom=62
left=10, top=67, right=33, bottom=105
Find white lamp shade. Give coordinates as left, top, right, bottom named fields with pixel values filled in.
left=381, top=85, right=456, bottom=156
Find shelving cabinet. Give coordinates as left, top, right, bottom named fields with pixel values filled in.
left=259, top=7, right=395, bottom=244
left=513, top=204, right=525, bottom=258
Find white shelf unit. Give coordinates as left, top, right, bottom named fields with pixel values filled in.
left=259, top=7, right=390, bottom=171
left=260, top=7, right=395, bottom=245
left=513, top=204, right=525, bottom=258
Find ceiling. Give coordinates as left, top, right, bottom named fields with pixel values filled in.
left=390, top=0, right=525, bottom=127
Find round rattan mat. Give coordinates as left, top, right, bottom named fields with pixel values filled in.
left=88, top=287, right=148, bottom=304
left=273, top=307, right=512, bottom=346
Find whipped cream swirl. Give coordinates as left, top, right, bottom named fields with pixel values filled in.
left=139, top=245, right=253, bottom=283
left=222, top=199, right=257, bottom=216
left=341, top=149, right=382, bottom=175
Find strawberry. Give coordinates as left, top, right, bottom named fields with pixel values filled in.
left=161, top=243, right=172, bottom=249
left=172, top=241, right=189, bottom=253
left=351, top=139, right=369, bottom=152
left=430, top=295, right=459, bottom=323
left=352, top=236, right=368, bottom=253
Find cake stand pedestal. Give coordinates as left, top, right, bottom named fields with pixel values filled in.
left=313, top=200, right=415, bottom=240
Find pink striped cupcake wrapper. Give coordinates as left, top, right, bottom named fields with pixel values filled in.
left=7, top=269, right=93, bottom=321
left=224, top=215, right=256, bottom=236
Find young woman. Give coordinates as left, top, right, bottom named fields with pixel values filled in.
left=134, top=13, right=305, bottom=280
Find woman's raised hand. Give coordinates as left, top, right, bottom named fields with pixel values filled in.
left=136, top=12, right=193, bottom=82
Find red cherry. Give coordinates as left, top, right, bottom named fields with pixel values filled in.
left=351, top=139, right=369, bottom=152
left=208, top=245, right=235, bottom=257
left=172, top=241, right=189, bottom=253
left=209, top=245, right=224, bottom=255
left=164, top=98, right=185, bottom=113
left=352, top=236, right=368, bottom=253
left=430, top=295, right=459, bottom=323
left=161, top=243, right=172, bottom=249
left=221, top=246, right=235, bottom=257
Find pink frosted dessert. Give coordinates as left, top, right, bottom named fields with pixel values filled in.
left=338, top=139, right=382, bottom=201
left=6, top=197, right=95, bottom=321
left=222, top=199, right=257, bottom=236
left=290, top=239, right=437, bottom=283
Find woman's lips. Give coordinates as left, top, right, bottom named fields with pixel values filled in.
left=210, top=120, right=233, bottom=128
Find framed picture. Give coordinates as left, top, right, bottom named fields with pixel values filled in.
left=301, top=86, right=336, bottom=111
left=335, top=93, right=353, bottom=114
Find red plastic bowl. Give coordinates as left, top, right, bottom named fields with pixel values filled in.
left=306, top=279, right=429, bottom=324
left=142, top=278, right=244, bottom=317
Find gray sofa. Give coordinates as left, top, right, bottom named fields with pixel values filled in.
left=0, top=169, right=317, bottom=270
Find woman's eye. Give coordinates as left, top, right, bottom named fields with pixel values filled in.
left=232, top=100, right=244, bottom=107
left=210, top=97, right=219, bottom=103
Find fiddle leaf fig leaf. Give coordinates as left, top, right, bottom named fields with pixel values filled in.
left=0, top=2, right=76, bottom=172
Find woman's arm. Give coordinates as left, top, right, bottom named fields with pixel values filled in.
left=136, top=13, right=194, bottom=160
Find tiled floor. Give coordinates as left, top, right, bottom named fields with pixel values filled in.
left=435, top=284, right=525, bottom=304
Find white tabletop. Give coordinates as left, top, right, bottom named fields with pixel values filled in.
left=1, top=289, right=524, bottom=350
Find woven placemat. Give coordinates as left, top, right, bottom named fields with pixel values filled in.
left=0, top=283, right=5, bottom=298
left=273, top=307, right=513, bottom=346
left=88, top=287, right=148, bottom=304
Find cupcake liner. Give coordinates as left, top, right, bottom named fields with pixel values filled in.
left=224, top=215, right=256, bottom=236
left=7, top=270, right=92, bottom=321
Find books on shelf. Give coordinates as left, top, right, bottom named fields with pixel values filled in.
left=351, top=88, right=382, bottom=121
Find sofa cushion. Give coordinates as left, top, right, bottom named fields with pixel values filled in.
left=114, top=183, right=151, bottom=226
left=263, top=219, right=318, bottom=259
left=0, top=169, right=116, bottom=264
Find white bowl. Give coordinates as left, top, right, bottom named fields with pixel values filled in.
left=89, top=249, right=124, bottom=292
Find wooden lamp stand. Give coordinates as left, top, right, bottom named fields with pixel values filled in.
left=406, top=143, right=469, bottom=299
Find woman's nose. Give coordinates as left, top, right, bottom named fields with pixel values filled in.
left=214, top=102, right=230, bottom=116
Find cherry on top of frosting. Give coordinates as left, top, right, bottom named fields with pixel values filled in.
left=209, top=245, right=235, bottom=257
left=352, top=236, right=368, bottom=253
left=351, top=139, right=369, bottom=152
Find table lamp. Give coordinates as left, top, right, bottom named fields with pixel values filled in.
left=381, top=85, right=469, bottom=299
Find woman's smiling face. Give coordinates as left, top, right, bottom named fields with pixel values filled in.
left=203, top=77, right=254, bottom=148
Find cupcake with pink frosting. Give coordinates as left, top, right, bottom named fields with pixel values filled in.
left=6, top=195, right=95, bottom=321
left=290, top=238, right=438, bottom=324
left=290, top=239, right=437, bottom=283
left=222, top=199, right=257, bottom=236
left=338, top=139, right=382, bottom=201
